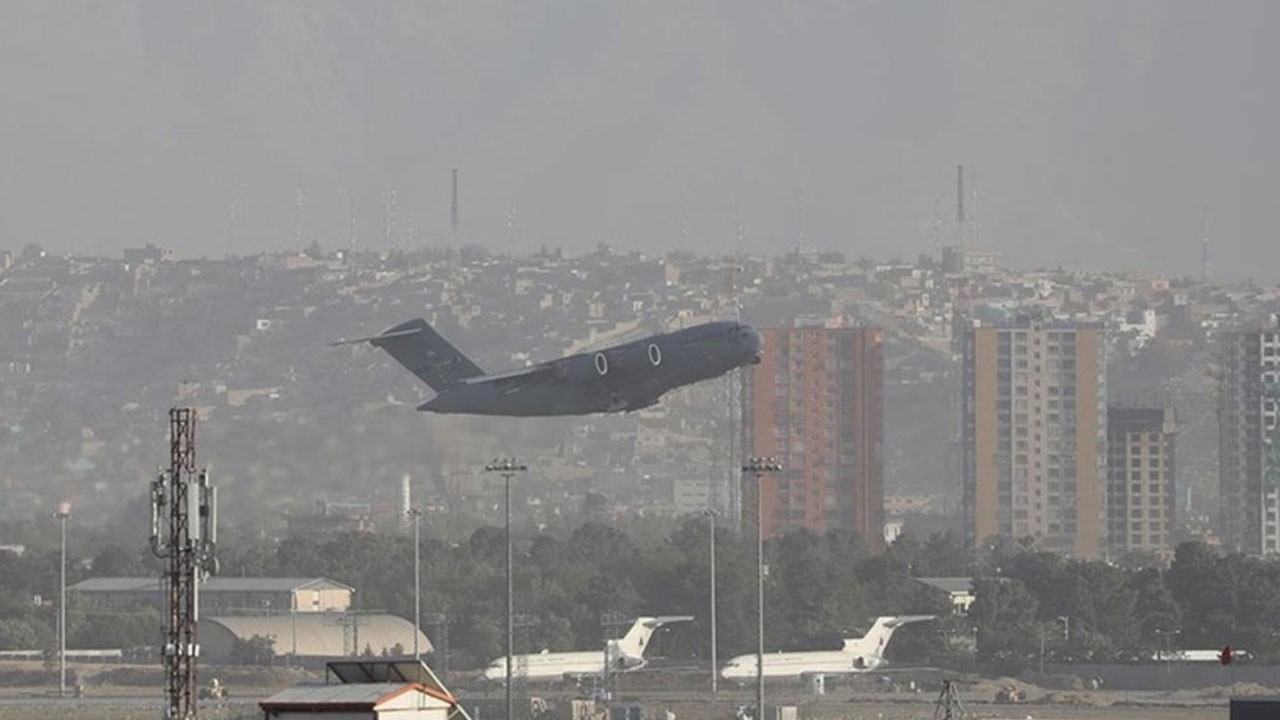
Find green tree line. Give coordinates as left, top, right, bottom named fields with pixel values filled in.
left=4, top=516, right=1279, bottom=676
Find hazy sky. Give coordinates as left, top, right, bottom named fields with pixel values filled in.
left=1, top=1, right=1276, bottom=279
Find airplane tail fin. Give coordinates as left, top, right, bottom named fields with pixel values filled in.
left=334, top=318, right=485, bottom=392
left=618, top=616, right=694, bottom=658
left=844, top=615, right=935, bottom=658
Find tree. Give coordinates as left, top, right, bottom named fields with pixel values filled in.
left=1128, top=568, right=1180, bottom=657
left=90, top=545, right=148, bottom=577
left=0, top=619, right=39, bottom=650
left=919, top=531, right=973, bottom=577
left=969, top=577, right=1039, bottom=674
left=230, top=634, right=276, bottom=665
left=1168, top=542, right=1237, bottom=647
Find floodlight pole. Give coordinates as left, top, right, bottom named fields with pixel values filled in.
left=703, top=509, right=718, bottom=696
left=743, top=457, right=781, bottom=720
left=409, top=507, right=424, bottom=661
left=54, top=502, right=70, bottom=698
left=486, top=458, right=527, bottom=720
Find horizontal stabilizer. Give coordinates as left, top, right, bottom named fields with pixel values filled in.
left=330, top=327, right=423, bottom=346
left=335, top=318, right=485, bottom=392
left=641, top=615, right=695, bottom=628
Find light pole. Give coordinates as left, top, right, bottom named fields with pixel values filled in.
left=742, top=457, right=781, bottom=720
left=703, top=509, right=718, bottom=696
left=408, top=507, right=424, bottom=661
left=1156, top=628, right=1179, bottom=688
left=486, top=458, right=527, bottom=720
left=53, top=502, right=70, bottom=699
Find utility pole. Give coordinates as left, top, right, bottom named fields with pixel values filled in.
left=600, top=612, right=630, bottom=701
left=53, top=502, right=70, bottom=698
left=150, top=408, right=217, bottom=720
left=485, top=458, right=527, bottom=720
left=743, top=457, right=781, bottom=720
left=1039, top=626, right=1046, bottom=675
left=703, top=509, right=718, bottom=696
left=423, top=613, right=451, bottom=680
left=408, top=507, right=424, bottom=661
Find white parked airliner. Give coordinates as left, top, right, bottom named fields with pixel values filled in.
left=483, top=616, right=693, bottom=683
left=720, top=615, right=935, bottom=680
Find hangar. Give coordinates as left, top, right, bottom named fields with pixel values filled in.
left=201, top=614, right=430, bottom=663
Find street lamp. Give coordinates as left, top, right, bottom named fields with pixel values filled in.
left=742, top=457, right=781, bottom=720
left=53, top=502, right=70, bottom=699
left=408, top=507, right=425, bottom=661
left=702, top=509, right=718, bottom=696
left=1155, top=628, right=1180, bottom=687
left=485, top=458, right=527, bottom=720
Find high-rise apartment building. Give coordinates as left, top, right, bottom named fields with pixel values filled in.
left=962, top=319, right=1107, bottom=557
left=1219, top=323, right=1280, bottom=554
left=1106, top=407, right=1176, bottom=556
left=742, top=324, right=884, bottom=546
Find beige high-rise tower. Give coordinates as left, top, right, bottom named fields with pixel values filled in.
left=963, top=318, right=1107, bottom=557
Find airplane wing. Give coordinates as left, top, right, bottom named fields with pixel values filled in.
left=459, top=365, right=553, bottom=386
left=457, top=363, right=560, bottom=395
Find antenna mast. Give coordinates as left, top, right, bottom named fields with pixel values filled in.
left=451, top=168, right=461, bottom=266
left=294, top=186, right=304, bottom=253
left=348, top=198, right=358, bottom=255
left=1201, top=206, right=1212, bottom=284
left=150, top=408, right=217, bottom=720
left=385, top=190, right=399, bottom=252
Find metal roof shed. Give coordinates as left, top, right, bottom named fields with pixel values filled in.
left=261, top=659, right=471, bottom=720
left=260, top=683, right=454, bottom=720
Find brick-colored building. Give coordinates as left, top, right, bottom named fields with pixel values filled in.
left=1106, top=407, right=1177, bottom=556
left=742, top=324, right=884, bottom=546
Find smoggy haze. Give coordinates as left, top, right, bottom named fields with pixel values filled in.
left=0, top=1, right=1276, bottom=279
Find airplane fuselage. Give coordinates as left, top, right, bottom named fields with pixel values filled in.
left=719, top=650, right=884, bottom=680
left=420, top=321, right=761, bottom=416
left=482, top=650, right=642, bottom=682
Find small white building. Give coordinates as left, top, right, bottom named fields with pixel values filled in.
left=260, top=683, right=455, bottom=720
left=261, top=659, right=469, bottom=720
left=916, top=577, right=976, bottom=615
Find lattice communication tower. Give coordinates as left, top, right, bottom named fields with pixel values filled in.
left=150, top=408, right=217, bottom=720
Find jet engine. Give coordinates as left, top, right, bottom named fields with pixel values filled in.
left=555, top=353, right=611, bottom=382
left=558, top=343, right=663, bottom=381
left=851, top=656, right=884, bottom=671
left=600, top=342, right=662, bottom=375
left=615, top=654, right=645, bottom=671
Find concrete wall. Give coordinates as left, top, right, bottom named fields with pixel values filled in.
left=1046, top=662, right=1280, bottom=691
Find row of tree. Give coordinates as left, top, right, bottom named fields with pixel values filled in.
left=2, top=516, right=1277, bottom=675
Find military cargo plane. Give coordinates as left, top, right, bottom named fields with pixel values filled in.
left=334, top=318, right=761, bottom=416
